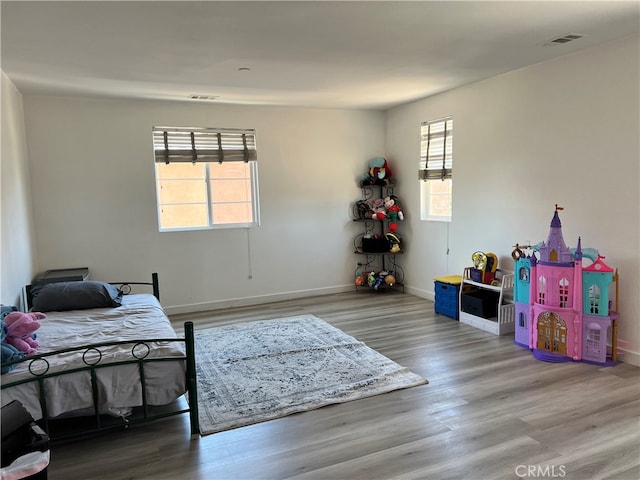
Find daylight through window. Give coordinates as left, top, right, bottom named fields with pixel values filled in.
left=152, top=127, right=260, bottom=231
left=419, top=117, right=453, bottom=222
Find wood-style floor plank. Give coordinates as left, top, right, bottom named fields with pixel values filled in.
left=45, top=292, right=640, bottom=479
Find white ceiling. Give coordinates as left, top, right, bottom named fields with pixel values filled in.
left=2, top=1, right=638, bottom=110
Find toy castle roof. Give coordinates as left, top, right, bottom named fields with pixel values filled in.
left=539, top=206, right=573, bottom=264
left=584, top=254, right=614, bottom=273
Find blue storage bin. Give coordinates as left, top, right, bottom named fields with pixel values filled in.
left=434, top=279, right=461, bottom=320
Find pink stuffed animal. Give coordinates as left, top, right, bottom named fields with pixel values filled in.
left=4, top=312, right=45, bottom=356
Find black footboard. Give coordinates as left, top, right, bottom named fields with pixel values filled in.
left=1, top=321, right=199, bottom=442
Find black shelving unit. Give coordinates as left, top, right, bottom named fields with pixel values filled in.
left=352, top=182, right=405, bottom=293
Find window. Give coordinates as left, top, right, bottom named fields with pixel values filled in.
left=152, top=127, right=260, bottom=231
left=519, top=312, right=527, bottom=328
left=558, top=278, right=570, bottom=308
left=586, top=326, right=601, bottom=355
left=588, top=284, right=601, bottom=314
left=419, top=116, right=453, bottom=222
left=538, top=275, right=546, bottom=304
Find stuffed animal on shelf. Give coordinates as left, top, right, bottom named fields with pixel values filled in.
left=370, top=198, right=387, bottom=220
left=371, top=270, right=390, bottom=290
left=356, top=271, right=373, bottom=287
left=4, top=311, right=46, bottom=356
left=1, top=320, right=25, bottom=373
left=385, top=231, right=402, bottom=253
left=355, top=199, right=375, bottom=219
left=360, top=157, right=394, bottom=186
left=384, top=195, right=404, bottom=222
left=357, top=270, right=397, bottom=290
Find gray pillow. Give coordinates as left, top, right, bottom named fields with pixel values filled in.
left=31, top=281, right=123, bottom=312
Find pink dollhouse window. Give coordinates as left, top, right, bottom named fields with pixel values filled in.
left=588, top=284, right=601, bottom=314
left=538, top=276, right=547, bottom=304
left=559, top=278, right=570, bottom=308
left=586, top=325, right=601, bottom=355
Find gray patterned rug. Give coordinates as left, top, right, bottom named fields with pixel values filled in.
left=195, top=314, right=427, bottom=435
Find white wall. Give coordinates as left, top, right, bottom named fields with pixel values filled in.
left=0, top=72, right=38, bottom=308
left=22, top=97, right=385, bottom=312
left=12, top=34, right=640, bottom=365
left=386, top=34, right=640, bottom=365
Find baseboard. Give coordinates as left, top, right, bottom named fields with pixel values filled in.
left=616, top=348, right=640, bottom=367
left=164, top=285, right=640, bottom=368
left=404, top=285, right=435, bottom=302
left=167, top=283, right=437, bottom=314
left=164, top=284, right=356, bottom=316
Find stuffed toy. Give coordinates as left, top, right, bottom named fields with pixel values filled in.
left=370, top=198, right=387, bottom=220
left=383, top=195, right=404, bottom=222
left=358, top=270, right=396, bottom=290
left=1, top=305, right=18, bottom=319
left=360, top=157, right=393, bottom=186
left=4, top=312, right=45, bottom=356
left=1, top=320, right=25, bottom=373
left=355, top=199, right=375, bottom=219
left=373, top=270, right=390, bottom=290
left=386, top=231, right=402, bottom=253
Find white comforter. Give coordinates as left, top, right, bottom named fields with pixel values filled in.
left=1, top=294, right=186, bottom=420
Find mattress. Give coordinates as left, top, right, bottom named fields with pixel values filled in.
left=1, top=294, right=186, bottom=420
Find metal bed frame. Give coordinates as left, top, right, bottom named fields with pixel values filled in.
left=1, top=273, right=199, bottom=441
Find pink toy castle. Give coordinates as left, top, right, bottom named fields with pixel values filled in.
left=512, top=206, right=619, bottom=365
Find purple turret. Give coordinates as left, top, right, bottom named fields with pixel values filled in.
left=539, top=205, right=573, bottom=264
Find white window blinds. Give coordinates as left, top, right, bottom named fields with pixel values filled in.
left=152, top=127, right=257, bottom=164
left=419, top=117, right=453, bottom=180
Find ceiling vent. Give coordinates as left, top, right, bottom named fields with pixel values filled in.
left=541, top=33, right=585, bottom=46
left=189, top=95, right=219, bottom=101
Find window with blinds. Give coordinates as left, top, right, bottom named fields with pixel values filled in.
left=152, top=126, right=260, bottom=231
left=419, top=117, right=453, bottom=222
left=152, top=127, right=257, bottom=164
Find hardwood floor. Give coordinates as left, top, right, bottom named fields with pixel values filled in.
left=46, top=292, right=640, bottom=480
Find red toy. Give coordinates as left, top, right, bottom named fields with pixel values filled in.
left=384, top=195, right=404, bottom=221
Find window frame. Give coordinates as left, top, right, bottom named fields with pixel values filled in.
left=420, top=178, right=453, bottom=222
left=419, top=116, right=453, bottom=222
left=152, top=126, right=260, bottom=232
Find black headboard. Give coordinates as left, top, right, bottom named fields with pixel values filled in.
left=24, top=272, right=159, bottom=310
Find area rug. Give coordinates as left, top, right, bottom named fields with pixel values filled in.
left=194, top=314, right=427, bottom=435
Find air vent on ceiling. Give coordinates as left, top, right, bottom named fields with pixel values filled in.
left=541, top=33, right=585, bottom=46
left=189, top=95, right=219, bottom=101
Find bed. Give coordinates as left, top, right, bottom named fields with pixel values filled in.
left=0, top=273, right=199, bottom=441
